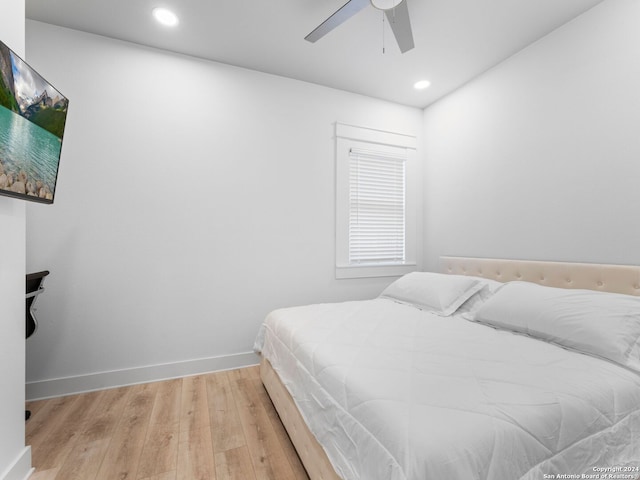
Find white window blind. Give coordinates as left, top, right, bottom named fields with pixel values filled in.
left=348, top=147, right=406, bottom=265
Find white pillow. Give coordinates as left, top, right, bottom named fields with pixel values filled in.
left=475, top=281, right=640, bottom=372
left=456, top=278, right=504, bottom=320
left=380, top=272, right=484, bottom=316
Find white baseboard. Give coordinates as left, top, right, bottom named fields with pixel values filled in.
left=0, top=447, right=33, bottom=480
left=26, top=351, right=260, bottom=401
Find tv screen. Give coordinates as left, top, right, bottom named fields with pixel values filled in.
left=0, top=39, right=68, bottom=204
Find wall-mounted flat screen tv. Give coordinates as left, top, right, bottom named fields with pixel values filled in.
left=0, top=39, right=68, bottom=204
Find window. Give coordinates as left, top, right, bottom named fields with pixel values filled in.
left=348, top=147, right=406, bottom=265
left=335, top=123, right=418, bottom=279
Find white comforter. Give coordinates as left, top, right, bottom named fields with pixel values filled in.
left=256, top=298, right=640, bottom=480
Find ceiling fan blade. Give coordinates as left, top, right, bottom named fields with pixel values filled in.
left=305, top=0, right=371, bottom=43
left=385, top=0, right=414, bottom=53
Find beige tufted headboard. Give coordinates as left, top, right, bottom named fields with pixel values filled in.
left=440, top=256, right=640, bottom=297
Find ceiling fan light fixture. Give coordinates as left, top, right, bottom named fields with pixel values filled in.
left=306, top=0, right=414, bottom=54
left=370, top=0, right=403, bottom=11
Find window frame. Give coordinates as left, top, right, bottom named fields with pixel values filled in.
left=335, top=123, right=418, bottom=279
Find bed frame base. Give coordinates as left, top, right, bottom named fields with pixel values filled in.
left=260, top=358, right=343, bottom=480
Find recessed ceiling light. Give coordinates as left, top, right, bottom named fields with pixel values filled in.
left=414, top=80, right=431, bottom=90
left=152, top=7, right=179, bottom=27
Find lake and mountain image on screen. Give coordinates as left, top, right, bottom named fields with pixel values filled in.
left=0, top=41, right=68, bottom=201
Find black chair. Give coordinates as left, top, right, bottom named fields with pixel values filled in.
left=25, top=270, right=49, bottom=420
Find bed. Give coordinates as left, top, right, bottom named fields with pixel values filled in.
left=255, top=257, right=640, bottom=480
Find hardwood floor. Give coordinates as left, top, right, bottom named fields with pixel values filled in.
left=26, top=366, right=310, bottom=480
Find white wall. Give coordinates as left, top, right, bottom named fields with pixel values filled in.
left=25, top=21, right=422, bottom=398
left=0, top=3, right=31, bottom=480
left=423, top=0, right=640, bottom=272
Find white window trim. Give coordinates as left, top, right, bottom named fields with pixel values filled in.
left=335, top=123, right=418, bottom=279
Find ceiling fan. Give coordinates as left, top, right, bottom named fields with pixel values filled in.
left=305, top=0, right=415, bottom=53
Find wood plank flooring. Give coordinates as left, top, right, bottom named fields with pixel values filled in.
left=26, top=366, right=310, bottom=480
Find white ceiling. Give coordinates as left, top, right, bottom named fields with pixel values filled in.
left=25, top=0, right=605, bottom=109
